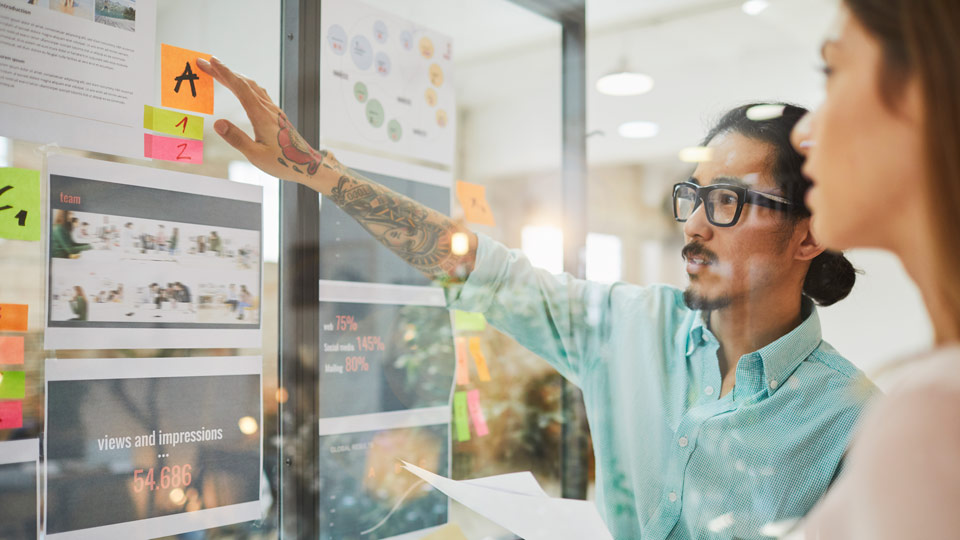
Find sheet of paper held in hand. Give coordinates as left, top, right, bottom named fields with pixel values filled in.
left=402, top=461, right=614, bottom=540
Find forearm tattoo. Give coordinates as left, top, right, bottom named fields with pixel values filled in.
left=270, top=112, right=466, bottom=278
left=329, top=172, right=464, bottom=278
left=275, top=112, right=340, bottom=176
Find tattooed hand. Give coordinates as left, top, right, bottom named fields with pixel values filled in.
left=200, top=56, right=478, bottom=281
left=197, top=57, right=342, bottom=185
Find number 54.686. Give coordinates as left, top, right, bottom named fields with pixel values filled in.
left=133, top=464, right=193, bottom=493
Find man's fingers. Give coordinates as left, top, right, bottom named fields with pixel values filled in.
left=213, top=119, right=261, bottom=157
left=198, top=57, right=266, bottom=119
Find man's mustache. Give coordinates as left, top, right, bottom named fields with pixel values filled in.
left=682, top=242, right=718, bottom=263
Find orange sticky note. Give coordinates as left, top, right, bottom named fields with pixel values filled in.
left=161, top=44, right=214, bottom=114
left=454, top=336, right=470, bottom=386
left=467, top=336, right=491, bottom=382
left=456, top=181, right=495, bottom=226
left=144, top=134, right=204, bottom=164
left=0, top=304, right=28, bottom=332
left=0, top=337, right=24, bottom=364
left=0, top=400, right=22, bottom=430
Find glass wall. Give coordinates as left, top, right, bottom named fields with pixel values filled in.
left=0, top=0, right=939, bottom=539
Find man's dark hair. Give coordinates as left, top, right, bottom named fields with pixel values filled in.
left=702, top=103, right=857, bottom=307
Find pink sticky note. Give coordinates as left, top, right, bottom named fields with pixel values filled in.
left=144, top=133, right=204, bottom=164
left=0, top=400, right=23, bottom=430
left=466, top=389, right=489, bottom=437
left=0, top=336, right=24, bottom=364
left=455, top=337, right=470, bottom=386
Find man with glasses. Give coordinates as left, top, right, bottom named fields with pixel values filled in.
left=441, top=105, right=876, bottom=538
left=202, top=57, right=874, bottom=540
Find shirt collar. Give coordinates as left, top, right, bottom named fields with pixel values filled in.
left=687, top=297, right=822, bottom=394
left=754, top=297, right=821, bottom=392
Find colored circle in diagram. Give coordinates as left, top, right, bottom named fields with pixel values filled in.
left=350, top=35, right=373, bottom=70
left=429, top=64, right=444, bottom=87
left=327, top=25, right=347, bottom=55
left=387, top=120, right=402, bottom=142
left=374, top=21, right=388, bottom=43
left=374, top=52, right=391, bottom=77
left=354, top=82, right=368, bottom=103
left=366, top=99, right=385, bottom=128
left=400, top=30, right=413, bottom=50
left=424, top=88, right=437, bottom=107
left=436, top=109, right=448, bottom=128
left=419, top=37, right=434, bottom=59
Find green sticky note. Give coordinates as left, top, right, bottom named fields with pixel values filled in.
left=144, top=105, right=205, bottom=140
left=453, top=391, right=471, bottom=442
left=454, top=310, right=486, bottom=332
left=0, top=370, right=25, bottom=399
left=0, top=168, right=41, bottom=241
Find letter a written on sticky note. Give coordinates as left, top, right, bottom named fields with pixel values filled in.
left=0, top=304, right=28, bottom=332
left=455, top=181, right=496, bottom=226
left=144, top=105, right=204, bottom=140
left=0, top=168, right=41, bottom=241
left=161, top=44, right=214, bottom=114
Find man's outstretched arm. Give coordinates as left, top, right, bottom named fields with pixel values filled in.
left=197, top=56, right=477, bottom=281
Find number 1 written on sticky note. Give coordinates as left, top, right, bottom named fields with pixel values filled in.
left=161, top=44, right=214, bottom=114
left=0, top=168, right=41, bottom=242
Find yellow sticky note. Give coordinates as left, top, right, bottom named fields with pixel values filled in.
left=456, top=180, right=496, bottom=226
left=468, top=336, right=491, bottom=382
left=454, top=310, right=486, bottom=332
left=161, top=44, right=214, bottom=114
left=0, top=168, right=41, bottom=241
left=420, top=524, right=469, bottom=540
left=144, top=105, right=204, bottom=140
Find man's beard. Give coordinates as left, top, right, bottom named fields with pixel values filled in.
left=683, top=287, right=732, bottom=311
left=681, top=241, right=730, bottom=310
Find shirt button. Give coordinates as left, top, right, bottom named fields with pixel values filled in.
left=678, top=437, right=689, bottom=448
left=668, top=492, right=678, bottom=502
left=704, top=386, right=714, bottom=396
left=770, top=379, right=779, bottom=389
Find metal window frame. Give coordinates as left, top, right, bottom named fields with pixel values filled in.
left=278, top=0, right=588, bottom=535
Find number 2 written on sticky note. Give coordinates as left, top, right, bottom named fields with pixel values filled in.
left=0, top=168, right=41, bottom=242
left=161, top=44, right=214, bottom=114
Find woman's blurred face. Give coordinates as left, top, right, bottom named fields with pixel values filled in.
left=792, top=6, right=926, bottom=251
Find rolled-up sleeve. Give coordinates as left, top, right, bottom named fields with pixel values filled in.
left=445, top=233, right=615, bottom=385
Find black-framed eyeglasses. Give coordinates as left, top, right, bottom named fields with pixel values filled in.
left=672, top=182, right=793, bottom=227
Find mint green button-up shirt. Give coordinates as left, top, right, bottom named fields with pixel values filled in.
left=446, top=235, right=878, bottom=540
